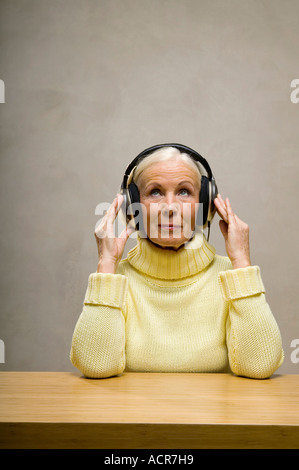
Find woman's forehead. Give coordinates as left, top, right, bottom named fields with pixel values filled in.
left=139, top=160, right=200, bottom=184
left=142, top=161, right=198, bottom=179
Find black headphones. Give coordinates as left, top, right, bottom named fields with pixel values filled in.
left=120, top=143, right=218, bottom=241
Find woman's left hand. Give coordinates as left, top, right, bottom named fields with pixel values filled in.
left=214, top=194, right=251, bottom=269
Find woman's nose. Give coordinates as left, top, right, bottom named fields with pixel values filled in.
left=165, top=192, right=176, bottom=205
left=161, top=205, right=176, bottom=216
left=160, top=193, right=179, bottom=214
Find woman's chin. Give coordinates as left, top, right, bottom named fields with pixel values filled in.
left=147, top=232, right=193, bottom=250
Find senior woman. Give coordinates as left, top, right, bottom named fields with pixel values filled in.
left=70, top=145, right=284, bottom=379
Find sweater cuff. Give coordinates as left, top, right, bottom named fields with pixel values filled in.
left=218, top=265, right=266, bottom=301
left=84, top=273, right=128, bottom=309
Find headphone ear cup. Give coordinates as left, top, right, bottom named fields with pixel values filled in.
left=198, top=176, right=209, bottom=226
left=120, top=187, right=129, bottom=219
left=128, top=181, right=140, bottom=201
left=208, top=178, right=218, bottom=222
left=120, top=183, right=139, bottom=221
left=127, top=182, right=145, bottom=232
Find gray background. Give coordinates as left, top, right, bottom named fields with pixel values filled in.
left=0, top=0, right=298, bottom=374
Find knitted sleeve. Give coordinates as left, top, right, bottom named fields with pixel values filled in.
left=218, top=266, right=284, bottom=379
left=70, top=273, right=128, bottom=378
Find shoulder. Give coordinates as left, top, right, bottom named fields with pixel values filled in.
left=210, top=253, right=234, bottom=273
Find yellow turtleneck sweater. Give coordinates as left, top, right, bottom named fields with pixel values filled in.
left=70, top=231, right=284, bottom=379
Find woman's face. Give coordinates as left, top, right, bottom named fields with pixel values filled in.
left=138, top=160, right=201, bottom=250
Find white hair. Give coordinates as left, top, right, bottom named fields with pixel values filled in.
left=119, top=146, right=204, bottom=234
left=131, top=146, right=202, bottom=189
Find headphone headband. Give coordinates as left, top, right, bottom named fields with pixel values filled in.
left=121, top=143, right=213, bottom=189
left=120, top=143, right=218, bottom=241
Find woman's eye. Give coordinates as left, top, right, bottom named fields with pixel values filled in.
left=149, top=188, right=190, bottom=196
left=179, top=189, right=190, bottom=196
left=150, top=189, right=161, bottom=196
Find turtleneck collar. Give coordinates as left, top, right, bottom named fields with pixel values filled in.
left=126, top=230, right=216, bottom=280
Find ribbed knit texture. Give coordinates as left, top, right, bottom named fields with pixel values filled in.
left=126, top=231, right=216, bottom=279
left=70, top=231, right=284, bottom=379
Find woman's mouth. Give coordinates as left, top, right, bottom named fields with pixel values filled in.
left=159, top=225, right=181, bottom=231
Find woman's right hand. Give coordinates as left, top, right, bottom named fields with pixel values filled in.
left=94, top=193, right=135, bottom=273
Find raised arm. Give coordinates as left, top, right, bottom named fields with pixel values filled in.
left=70, top=193, right=135, bottom=378
left=70, top=272, right=128, bottom=378
left=219, top=266, right=284, bottom=379
left=215, top=194, right=284, bottom=378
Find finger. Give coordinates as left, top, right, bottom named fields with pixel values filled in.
left=97, top=194, right=123, bottom=237
left=119, top=224, right=135, bottom=240
left=217, top=194, right=229, bottom=215
left=214, top=195, right=228, bottom=223
left=219, top=219, right=228, bottom=238
left=106, top=194, right=122, bottom=226
left=225, top=198, right=236, bottom=225
left=95, top=217, right=106, bottom=235
left=115, top=193, right=123, bottom=215
left=214, top=199, right=228, bottom=223
left=217, top=193, right=226, bottom=207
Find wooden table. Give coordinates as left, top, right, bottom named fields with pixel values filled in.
left=0, top=372, right=298, bottom=449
